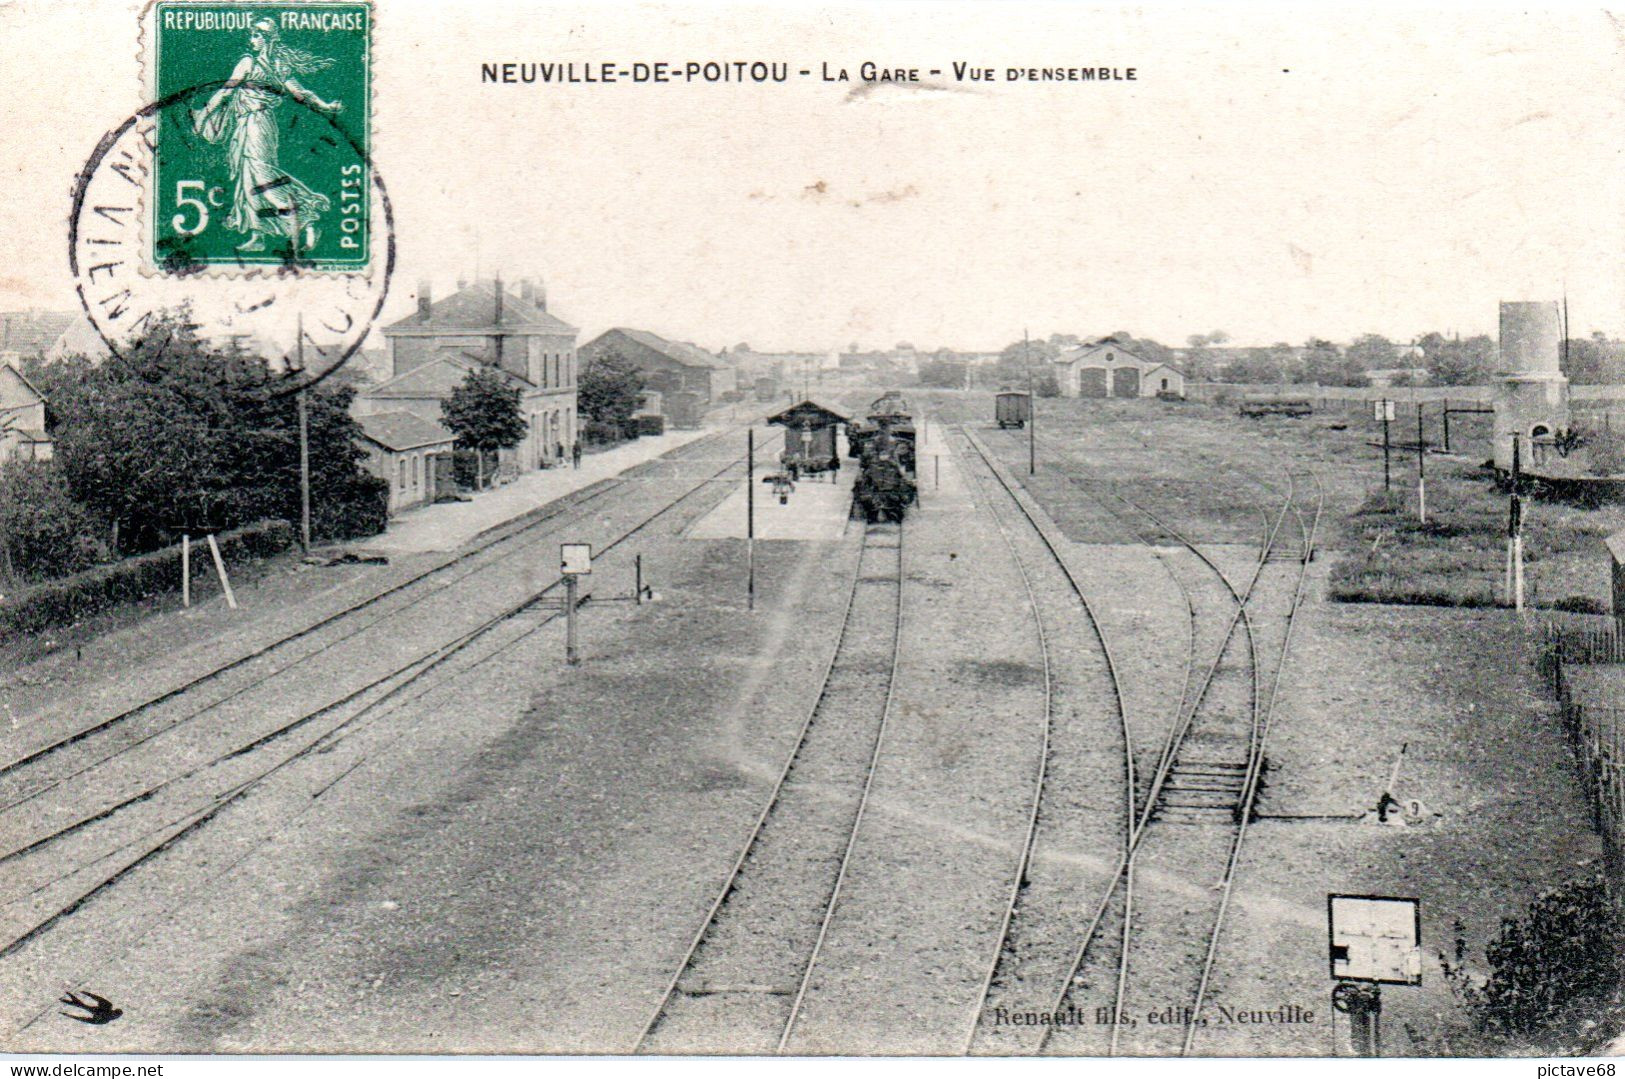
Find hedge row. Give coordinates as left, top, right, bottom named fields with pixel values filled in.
left=0, top=519, right=296, bottom=641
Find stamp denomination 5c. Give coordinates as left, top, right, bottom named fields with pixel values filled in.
left=149, top=1, right=371, bottom=272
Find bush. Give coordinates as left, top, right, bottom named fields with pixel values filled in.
left=582, top=419, right=625, bottom=446
left=0, top=462, right=108, bottom=583
left=1442, top=876, right=1625, bottom=1042
left=1587, top=428, right=1625, bottom=477
left=0, top=519, right=294, bottom=641
left=312, top=473, right=389, bottom=541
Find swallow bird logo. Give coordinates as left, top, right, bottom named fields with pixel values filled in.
left=58, top=990, right=122, bottom=1025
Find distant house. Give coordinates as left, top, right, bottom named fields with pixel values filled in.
left=1, top=310, right=78, bottom=362
left=364, top=278, right=578, bottom=474
left=1052, top=338, right=1185, bottom=398
left=1365, top=368, right=1431, bottom=388
left=0, top=353, right=52, bottom=464
left=580, top=328, right=736, bottom=403
left=356, top=411, right=457, bottom=514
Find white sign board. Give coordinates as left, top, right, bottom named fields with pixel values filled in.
left=1329, top=894, right=1421, bottom=985
left=1373, top=400, right=1396, bottom=422
left=561, top=543, right=592, bottom=576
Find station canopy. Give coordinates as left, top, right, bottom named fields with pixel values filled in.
left=768, top=400, right=851, bottom=429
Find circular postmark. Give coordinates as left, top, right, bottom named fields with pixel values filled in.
left=68, top=79, right=394, bottom=392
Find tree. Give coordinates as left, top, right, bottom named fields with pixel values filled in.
left=918, top=360, right=968, bottom=388
left=994, top=337, right=1060, bottom=387
left=441, top=366, right=527, bottom=489
left=1422, top=334, right=1496, bottom=385
left=38, top=309, right=377, bottom=553
left=1345, top=333, right=1397, bottom=374
left=578, top=349, right=646, bottom=435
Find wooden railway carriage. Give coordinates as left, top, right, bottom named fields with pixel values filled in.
left=767, top=399, right=848, bottom=475
left=666, top=390, right=705, bottom=429
left=1239, top=394, right=1314, bottom=418
left=995, top=390, right=1031, bottom=429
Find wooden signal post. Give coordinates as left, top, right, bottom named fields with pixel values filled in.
left=1415, top=402, right=1426, bottom=523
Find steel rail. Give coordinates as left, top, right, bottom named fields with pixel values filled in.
left=0, top=447, right=750, bottom=968
left=0, top=427, right=742, bottom=785
left=955, top=428, right=1135, bottom=1054
left=948, top=432, right=1055, bottom=1055
left=630, top=519, right=902, bottom=1053
left=1009, top=430, right=1291, bottom=1056
left=1182, top=468, right=1323, bottom=1054
left=776, top=525, right=906, bottom=1052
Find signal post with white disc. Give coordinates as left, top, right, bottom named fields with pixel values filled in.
left=1328, top=893, right=1422, bottom=1056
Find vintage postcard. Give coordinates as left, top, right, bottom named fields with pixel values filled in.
left=0, top=0, right=1621, bottom=1068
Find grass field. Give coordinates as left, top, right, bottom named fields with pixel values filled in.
left=1328, top=458, right=1623, bottom=611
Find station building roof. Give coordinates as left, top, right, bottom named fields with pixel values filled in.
left=768, top=400, right=851, bottom=427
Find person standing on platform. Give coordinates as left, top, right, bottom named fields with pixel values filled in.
left=572, top=439, right=582, bottom=469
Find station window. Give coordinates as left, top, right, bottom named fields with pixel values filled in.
left=397, top=458, right=406, bottom=491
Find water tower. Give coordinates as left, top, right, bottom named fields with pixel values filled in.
left=1492, top=301, right=1569, bottom=470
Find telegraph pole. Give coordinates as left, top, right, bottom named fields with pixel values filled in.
left=296, top=312, right=311, bottom=554
left=747, top=427, right=755, bottom=611
left=1507, top=436, right=1525, bottom=610
left=1025, top=327, right=1035, bottom=475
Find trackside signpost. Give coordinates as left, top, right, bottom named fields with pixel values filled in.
left=1328, top=893, right=1421, bottom=1056
left=560, top=543, right=590, bottom=665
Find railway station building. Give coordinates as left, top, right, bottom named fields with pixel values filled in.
left=362, top=278, right=580, bottom=475
left=356, top=411, right=458, bottom=514
left=1052, top=338, right=1186, bottom=398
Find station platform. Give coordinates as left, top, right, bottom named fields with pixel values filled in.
left=362, top=426, right=720, bottom=556
left=687, top=460, right=856, bottom=541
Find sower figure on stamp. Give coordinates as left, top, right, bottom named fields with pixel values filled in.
left=192, top=19, right=342, bottom=254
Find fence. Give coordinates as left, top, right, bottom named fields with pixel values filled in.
left=1542, top=619, right=1625, bottom=884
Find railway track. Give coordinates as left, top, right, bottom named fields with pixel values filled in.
left=972, top=420, right=1322, bottom=1055
left=0, top=436, right=752, bottom=988
left=634, top=521, right=904, bottom=1055
left=0, top=427, right=745, bottom=801
left=952, top=428, right=1132, bottom=1056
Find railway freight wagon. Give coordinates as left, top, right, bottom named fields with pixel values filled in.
left=995, top=390, right=1031, bottom=429
left=754, top=376, right=780, bottom=403
left=666, top=390, right=705, bottom=429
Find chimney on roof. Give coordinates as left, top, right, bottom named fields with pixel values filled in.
left=520, top=278, right=534, bottom=304
left=417, top=280, right=432, bottom=322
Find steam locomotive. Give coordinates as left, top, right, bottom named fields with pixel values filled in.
left=849, top=391, right=918, bottom=523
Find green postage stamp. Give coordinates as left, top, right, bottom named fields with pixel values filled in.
left=148, top=2, right=372, bottom=271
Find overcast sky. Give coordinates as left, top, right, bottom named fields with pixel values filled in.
left=1, top=1, right=1619, bottom=352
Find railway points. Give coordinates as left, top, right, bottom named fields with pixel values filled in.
left=0, top=385, right=1607, bottom=1057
